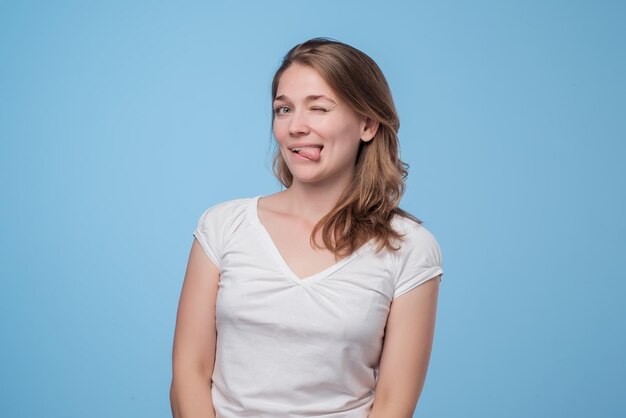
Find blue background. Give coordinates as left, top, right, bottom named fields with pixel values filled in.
left=1, top=1, right=624, bottom=417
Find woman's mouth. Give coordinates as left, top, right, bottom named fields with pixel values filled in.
left=289, top=145, right=323, bottom=161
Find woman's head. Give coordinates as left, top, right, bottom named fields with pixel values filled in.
left=271, top=38, right=416, bottom=256
left=271, top=38, right=404, bottom=189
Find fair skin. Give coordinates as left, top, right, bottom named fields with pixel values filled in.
left=170, top=63, right=440, bottom=418
left=170, top=239, right=219, bottom=418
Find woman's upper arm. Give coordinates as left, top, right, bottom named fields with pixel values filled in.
left=172, top=238, right=220, bottom=379
left=370, top=275, right=441, bottom=417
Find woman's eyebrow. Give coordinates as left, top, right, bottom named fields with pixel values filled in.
left=273, top=94, right=336, bottom=103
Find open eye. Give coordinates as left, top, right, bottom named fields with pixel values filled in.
left=274, top=106, right=291, bottom=116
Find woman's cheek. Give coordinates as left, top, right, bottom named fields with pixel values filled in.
left=273, top=123, right=289, bottom=145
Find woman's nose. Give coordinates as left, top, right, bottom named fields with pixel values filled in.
left=288, top=110, right=310, bottom=136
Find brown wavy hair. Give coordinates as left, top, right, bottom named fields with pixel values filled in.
left=271, top=37, right=420, bottom=257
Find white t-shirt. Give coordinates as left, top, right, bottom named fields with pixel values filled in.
left=193, top=196, right=443, bottom=418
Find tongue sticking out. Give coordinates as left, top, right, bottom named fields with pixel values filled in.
left=297, top=146, right=321, bottom=161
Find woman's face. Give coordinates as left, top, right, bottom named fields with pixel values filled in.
left=273, top=63, right=376, bottom=187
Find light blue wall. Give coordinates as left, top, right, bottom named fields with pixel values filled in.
left=1, top=1, right=624, bottom=417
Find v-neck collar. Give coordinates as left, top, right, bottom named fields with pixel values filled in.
left=247, top=195, right=372, bottom=286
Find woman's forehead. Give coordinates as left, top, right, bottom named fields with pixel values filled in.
left=275, top=64, right=337, bottom=100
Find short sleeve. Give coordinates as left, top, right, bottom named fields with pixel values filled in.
left=392, top=222, right=444, bottom=299
left=192, top=198, right=253, bottom=270
left=192, top=205, right=225, bottom=269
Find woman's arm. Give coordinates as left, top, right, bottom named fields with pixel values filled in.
left=368, top=276, right=441, bottom=418
left=170, top=239, right=220, bottom=418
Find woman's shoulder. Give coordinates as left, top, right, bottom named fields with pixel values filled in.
left=391, top=211, right=424, bottom=234
left=391, top=212, right=441, bottom=253
left=196, top=195, right=258, bottom=229
left=193, top=196, right=259, bottom=268
left=201, top=196, right=256, bottom=212
left=388, top=212, right=444, bottom=297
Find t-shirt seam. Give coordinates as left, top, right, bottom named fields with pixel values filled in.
left=392, top=266, right=443, bottom=299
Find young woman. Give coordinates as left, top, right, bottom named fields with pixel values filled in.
left=170, top=38, right=443, bottom=418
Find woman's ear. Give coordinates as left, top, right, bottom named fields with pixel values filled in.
left=360, top=117, right=380, bottom=142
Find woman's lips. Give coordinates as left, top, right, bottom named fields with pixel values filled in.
left=290, top=145, right=322, bottom=161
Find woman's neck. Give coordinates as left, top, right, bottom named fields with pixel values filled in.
left=280, top=178, right=349, bottom=224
